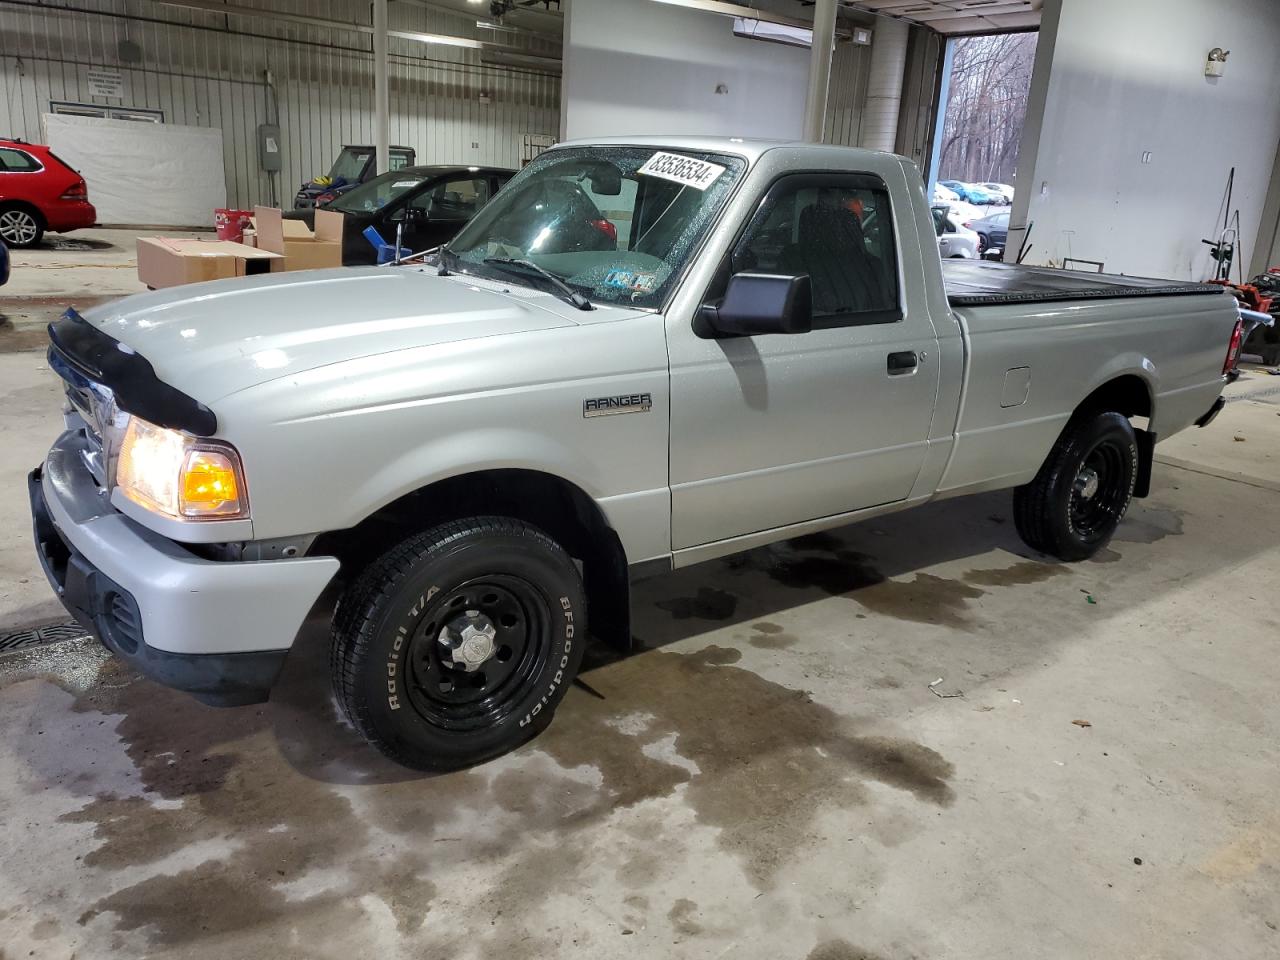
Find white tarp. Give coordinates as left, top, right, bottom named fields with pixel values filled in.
left=43, top=113, right=227, bottom=228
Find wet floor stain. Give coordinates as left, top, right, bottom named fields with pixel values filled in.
left=806, top=939, right=890, bottom=960
left=851, top=573, right=985, bottom=629
left=1089, top=547, right=1122, bottom=563
left=748, top=622, right=799, bottom=649
left=47, top=640, right=953, bottom=952
left=0, top=320, right=52, bottom=353
left=537, top=645, right=954, bottom=888
left=656, top=587, right=738, bottom=620
left=722, top=540, right=999, bottom=628
left=750, top=548, right=884, bottom=597
left=963, top=559, right=1067, bottom=587
left=667, top=897, right=701, bottom=936
left=1115, top=506, right=1184, bottom=543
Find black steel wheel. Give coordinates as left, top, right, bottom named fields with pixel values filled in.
left=332, top=517, right=586, bottom=770
left=1066, top=438, right=1132, bottom=545
left=1014, top=411, right=1138, bottom=561
left=403, top=577, right=551, bottom=731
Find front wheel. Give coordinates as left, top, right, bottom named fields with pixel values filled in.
left=331, top=517, right=586, bottom=770
left=1013, top=411, right=1138, bottom=561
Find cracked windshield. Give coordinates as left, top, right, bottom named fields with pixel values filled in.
left=443, top=146, right=745, bottom=309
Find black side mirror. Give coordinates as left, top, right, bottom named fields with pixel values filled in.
left=696, top=273, right=813, bottom=338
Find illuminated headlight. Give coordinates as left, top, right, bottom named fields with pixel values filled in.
left=116, top=417, right=248, bottom=520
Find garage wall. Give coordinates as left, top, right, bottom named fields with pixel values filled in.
left=1011, top=0, right=1280, bottom=280
left=561, top=0, right=810, bottom=141
left=0, top=0, right=560, bottom=216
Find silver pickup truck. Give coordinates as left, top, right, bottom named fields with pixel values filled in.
left=29, top=137, right=1243, bottom=769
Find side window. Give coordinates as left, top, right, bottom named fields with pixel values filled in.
left=410, top=177, right=490, bottom=220
left=731, top=174, right=900, bottom=325
left=0, top=148, right=41, bottom=172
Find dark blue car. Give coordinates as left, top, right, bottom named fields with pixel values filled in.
left=0, top=237, right=9, bottom=287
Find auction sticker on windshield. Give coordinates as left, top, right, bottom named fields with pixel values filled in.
left=638, top=152, right=726, bottom=191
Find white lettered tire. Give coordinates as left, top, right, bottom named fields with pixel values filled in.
left=331, top=517, right=586, bottom=770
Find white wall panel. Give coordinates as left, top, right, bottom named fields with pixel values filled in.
left=1013, top=0, right=1280, bottom=279
left=562, top=0, right=810, bottom=142
left=0, top=0, right=560, bottom=218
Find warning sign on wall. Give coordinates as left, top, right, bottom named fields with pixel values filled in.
left=86, top=68, right=123, bottom=99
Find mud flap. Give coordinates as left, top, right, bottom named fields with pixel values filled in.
left=1134, top=429, right=1156, bottom=498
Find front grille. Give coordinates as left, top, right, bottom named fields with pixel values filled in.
left=49, top=348, right=116, bottom=488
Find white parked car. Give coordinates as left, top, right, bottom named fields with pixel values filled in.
left=932, top=205, right=980, bottom=258
left=932, top=183, right=961, bottom=205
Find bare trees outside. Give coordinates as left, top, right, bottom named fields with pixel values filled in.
left=938, top=32, right=1039, bottom=186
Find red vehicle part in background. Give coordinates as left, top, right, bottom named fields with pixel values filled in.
left=0, top=138, right=97, bottom=248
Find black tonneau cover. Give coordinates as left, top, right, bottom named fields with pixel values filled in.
left=943, top=260, right=1225, bottom=307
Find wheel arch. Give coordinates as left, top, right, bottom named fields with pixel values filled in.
left=1075, top=372, right=1154, bottom=420
left=1071, top=372, right=1156, bottom=497
left=312, top=467, right=633, bottom=650
left=0, top=198, right=46, bottom=222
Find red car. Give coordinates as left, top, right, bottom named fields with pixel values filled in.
left=0, top=138, right=97, bottom=247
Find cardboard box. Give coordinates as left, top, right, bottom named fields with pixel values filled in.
left=253, top=205, right=344, bottom=271
left=137, top=237, right=284, bottom=289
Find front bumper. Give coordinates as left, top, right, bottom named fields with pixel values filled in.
left=29, top=432, right=340, bottom=705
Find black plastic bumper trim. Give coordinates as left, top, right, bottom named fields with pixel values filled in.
left=28, top=467, right=284, bottom=707
left=48, top=308, right=218, bottom=436
left=1195, top=395, right=1226, bottom=428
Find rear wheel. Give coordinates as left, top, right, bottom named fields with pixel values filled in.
left=331, top=517, right=586, bottom=770
left=1014, top=411, right=1138, bottom=561
left=0, top=205, right=44, bottom=248
left=976, top=232, right=990, bottom=253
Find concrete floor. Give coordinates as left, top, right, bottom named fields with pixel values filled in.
left=0, top=228, right=200, bottom=350
left=2, top=330, right=1280, bottom=958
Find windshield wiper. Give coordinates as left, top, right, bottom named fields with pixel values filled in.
left=482, top=257, right=594, bottom=311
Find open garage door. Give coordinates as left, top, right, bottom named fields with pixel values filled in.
left=926, top=31, right=1038, bottom=259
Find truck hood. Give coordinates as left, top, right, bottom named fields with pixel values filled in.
left=82, top=267, right=582, bottom=404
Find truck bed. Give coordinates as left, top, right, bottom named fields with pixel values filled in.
left=943, top=261, right=1225, bottom=307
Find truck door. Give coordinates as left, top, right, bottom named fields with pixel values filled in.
left=667, top=172, right=941, bottom=549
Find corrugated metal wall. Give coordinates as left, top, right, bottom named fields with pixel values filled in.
left=895, top=25, right=944, bottom=174
left=0, top=0, right=561, bottom=214
left=823, top=36, right=872, bottom=148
